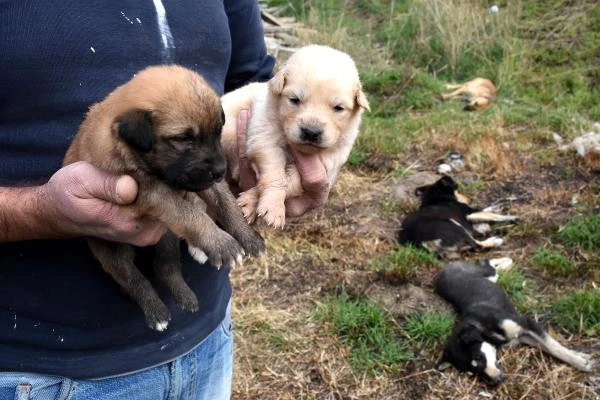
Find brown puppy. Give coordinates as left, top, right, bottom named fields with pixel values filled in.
left=64, top=65, right=264, bottom=331
left=441, top=77, right=497, bottom=111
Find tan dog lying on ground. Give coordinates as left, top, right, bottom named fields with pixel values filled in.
left=64, top=65, right=264, bottom=331
left=442, top=77, right=497, bottom=111
left=220, top=45, right=370, bottom=228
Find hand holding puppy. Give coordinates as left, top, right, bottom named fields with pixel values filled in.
left=42, top=161, right=167, bottom=246
left=236, top=109, right=330, bottom=218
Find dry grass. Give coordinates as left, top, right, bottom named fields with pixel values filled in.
left=231, top=165, right=600, bottom=399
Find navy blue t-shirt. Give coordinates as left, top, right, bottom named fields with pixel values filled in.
left=0, top=0, right=274, bottom=378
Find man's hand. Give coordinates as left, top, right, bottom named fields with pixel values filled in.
left=285, top=147, right=332, bottom=217
left=235, top=109, right=331, bottom=218
left=0, top=161, right=166, bottom=246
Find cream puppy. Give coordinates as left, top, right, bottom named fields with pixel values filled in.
left=221, top=45, right=370, bottom=228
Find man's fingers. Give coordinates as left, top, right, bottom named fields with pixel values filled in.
left=114, top=176, right=138, bottom=205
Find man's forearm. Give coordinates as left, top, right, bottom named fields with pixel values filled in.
left=0, top=186, right=53, bottom=242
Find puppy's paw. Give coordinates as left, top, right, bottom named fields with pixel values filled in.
left=232, top=225, right=265, bottom=257
left=258, top=206, right=286, bottom=229
left=174, top=290, right=199, bottom=313
left=238, top=188, right=259, bottom=224
left=256, top=190, right=287, bottom=229
left=201, top=230, right=245, bottom=269
left=573, top=351, right=595, bottom=372
left=476, top=236, right=504, bottom=248
left=145, top=303, right=171, bottom=332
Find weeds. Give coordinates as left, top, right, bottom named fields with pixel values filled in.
left=557, top=214, right=600, bottom=251
left=377, top=245, right=441, bottom=284
left=531, top=246, right=578, bottom=278
left=404, top=312, right=454, bottom=349
left=315, top=290, right=413, bottom=375
left=552, top=288, right=600, bottom=336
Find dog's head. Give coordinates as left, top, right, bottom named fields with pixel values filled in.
left=415, top=176, right=459, bottom=207
left=268, top=45, right=370, bottom=155
left=438, top=319, right=505, bottom=385
left=111, top=65, right=226, bottom=192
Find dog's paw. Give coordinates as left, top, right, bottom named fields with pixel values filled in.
left=145, top=303, right=171, bottom=332
left=573, top=351, right=595, bottom=372
left=256, top=190, right=287, bottom=229
left=489, top=257, right=513, bottom=271
left=477, top=236, right=504, bottom=248
left=238, top=188, right=259, bottom=224
left=258, top=206, right=286, bottom=229
left=232, top=225, right=265, bottom=257
left=203, top=230, right=245, bottom=269
left=187, top=244, right=208, bottom=264
left=173, top=290, right=199, bottom=313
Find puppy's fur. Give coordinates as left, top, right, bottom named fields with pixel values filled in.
left=220, top=45, right=370, bottom=228
left=442, top=77, right=497, bottom=111
left=435, top=260, right=595, bottom=385
left=64, top=65, right=264, bottom=331
left=398, top=176, right=517, bottom=258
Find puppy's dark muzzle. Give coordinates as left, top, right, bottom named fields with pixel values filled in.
left=300, top=125, right=323, bottom=144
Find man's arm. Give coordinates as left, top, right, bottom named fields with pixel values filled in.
left=0, top=161, right=165, bottom=246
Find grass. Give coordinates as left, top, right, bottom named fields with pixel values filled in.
left=231, top=1, right=600, bottom=398
left=552, top=288, right=600, bottom=336
left=530, top=246, right=578, bottom=278
left=557, top=214, right=600, bottom=251
left=315, top=290, right=413, bottom=375
left=376, top=245, right=441, bottom=284
left=403, top=312, right=454, bottom=349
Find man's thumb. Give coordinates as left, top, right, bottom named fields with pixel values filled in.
left=112, top=175, right=138, bottom=204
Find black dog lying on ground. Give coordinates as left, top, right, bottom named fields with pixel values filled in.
left=435, top=259, right=595, bottom=385
left=398, top=176, right=517, bottom=258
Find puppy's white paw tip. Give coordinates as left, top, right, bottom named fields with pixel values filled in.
left=187, top=244, right=208, bottom=264
left=489, top=257, right=513, bottom=270
left=155, top=321, right=169, bottom=331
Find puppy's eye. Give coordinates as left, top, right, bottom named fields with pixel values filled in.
left=333, top=105, right=345, bottom=113
left=288, top=96, right=301, bottom=106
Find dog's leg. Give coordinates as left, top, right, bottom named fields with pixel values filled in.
left=519, top=328, right=595, bottom=372
left=467, top=211, right=519, bottom=223
left=474, top=237, right=504, bottom=248
left=252, top=150, right=288, bottom=228
left=87, top=238, right=171, bottom=331
left=138, top=183, right=245, bottom=269
left=237, top=187, right=260, bottom=224
left=154, top=231, right=199, bottom=312
left=441, top=87, right=468, bottom=100
left=200, top=181, right=265, bottom=256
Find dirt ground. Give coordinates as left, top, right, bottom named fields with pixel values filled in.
left=230, top=140, right=600, bottom=399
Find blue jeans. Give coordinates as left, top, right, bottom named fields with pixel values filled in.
left=0, top=303, right=233, bottom=400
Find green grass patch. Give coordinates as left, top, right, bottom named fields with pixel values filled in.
left=404, top=312, right=454, bottom=349
left=497, top=268, right=536, bottom=313
left=552, top=288, right=600, bottom=336
left=377, top=245, right=441, bottom=284
left=557, top=214, right=600, bottom=251
left=315, top=290, right=413, bottom=375
left=531, top=246, right=578, bottom=278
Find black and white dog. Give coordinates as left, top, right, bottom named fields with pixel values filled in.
left=398, top=176, right=517, bottom=258
left=435, top=260, right=595, bottom=385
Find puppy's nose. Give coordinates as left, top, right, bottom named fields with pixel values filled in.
left=210, top=156, right=227, bottom=180
left=300, top=126, right=323, bottom=143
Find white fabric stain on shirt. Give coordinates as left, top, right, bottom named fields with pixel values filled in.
left=152, top=0, right=175, bottom=61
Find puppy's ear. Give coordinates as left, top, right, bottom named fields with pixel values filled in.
left=355, top=84, right=370, bottom=112
left=115, top=110, right=154, bottom=153
left=269, top=69, right=287, bottom=95
left=415, top=184, right=429, bottom=196
left=439, top=176, right=457, bottom=190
